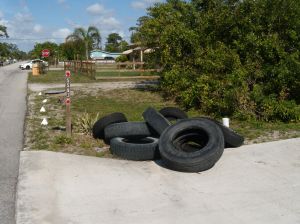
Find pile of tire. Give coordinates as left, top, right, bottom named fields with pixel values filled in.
left=92, top=107, right=244, bottom=173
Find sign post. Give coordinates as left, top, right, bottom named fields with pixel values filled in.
left=65, top=70, right=72, bottom=136
left=42, top=49, right=50, bottom=58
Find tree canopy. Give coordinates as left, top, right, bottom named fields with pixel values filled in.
left=66, top=26, right=101, bottom=59
left=0, top=25, right=27, bottom=60
left=28, top=41, right=59, bottom=60
left=105, top=33, right=128, bottom=52
left=0, top=25, right=8, bottom=38
left=0, top=42, right=27, bottom=60
left=134, top=0, right=300, bottom=121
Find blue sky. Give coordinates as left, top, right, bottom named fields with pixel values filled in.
left=0, top=0, right=162, bottom=52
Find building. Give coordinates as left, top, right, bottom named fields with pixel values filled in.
left=90, top=50, right=122, bottom=60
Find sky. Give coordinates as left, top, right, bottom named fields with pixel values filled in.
left=0, top=0, right=162, bottom=52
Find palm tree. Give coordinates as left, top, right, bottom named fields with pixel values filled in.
left=66, top=26, right=101, bottom=60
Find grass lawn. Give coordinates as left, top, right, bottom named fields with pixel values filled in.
left=28, top=70, right=159, bottom=83
left=28, top=71, right=96, bottom=83
left=25, top=86, right=300, bottom=157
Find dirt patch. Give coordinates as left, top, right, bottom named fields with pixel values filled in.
left=24, top=81, right=161, bottom=156
left=245, top=130, right=300, bottom=145
left=28, top=80, right=159, bottom=92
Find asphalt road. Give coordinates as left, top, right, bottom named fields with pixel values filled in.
left=0, top=63, right=27, bottom=224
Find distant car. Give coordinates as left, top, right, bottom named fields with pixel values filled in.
left=20, top=59, right=48, bottom=70
left=102, top=56, right=115, bottom=63
left=0, top=61, right=3, bottom=66
left=104, top=56, right=114, bottom=60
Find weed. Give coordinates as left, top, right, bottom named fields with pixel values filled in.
left=54, top=134, right=72, bottom=145
left=75, top=112, right=99, bottom=135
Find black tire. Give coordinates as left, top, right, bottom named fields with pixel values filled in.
left=199, top=117, right=244, bottom=148
left=142, top=107, right=171, bottom=135
left=159, top=107, right=188, bottom=121
left=159, top=118, right=224, bottom=172
left=173, top=132, right=208, bottom=153
left=110, top=137, right=159, bottom=161
left=105, top=122, right=153, bottom=142
left=26, top=65, right=30, bottom=70
left=92, top=112, right=127, bottom=140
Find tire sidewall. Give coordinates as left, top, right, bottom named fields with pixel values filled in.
left=159, top=118, right=224, bottom=165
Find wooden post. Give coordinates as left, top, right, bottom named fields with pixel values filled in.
left=140, top=50, right=143, bottom=63
left=65, top=70, right=72, bottom=136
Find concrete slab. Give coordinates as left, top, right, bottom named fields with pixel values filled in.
left=16, top=138, right=300, bottom=224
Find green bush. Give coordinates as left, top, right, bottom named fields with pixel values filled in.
left=115, top=55, right=128, bottom=62
left=134, top=0, right=300, bottom=122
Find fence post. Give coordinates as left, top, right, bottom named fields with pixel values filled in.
left=65, top=70, right=72, bottom=136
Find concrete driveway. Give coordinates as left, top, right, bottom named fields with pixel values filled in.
left=16, top=138, right=300, bottom=224
left=0, top=63, right=27, bottom=224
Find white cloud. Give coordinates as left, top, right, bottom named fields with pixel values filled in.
left=131, top=1, right=147, bottom=9
left=14, top=12, right=33, bottom=23
left=0, top=10, right=4, bottom=18
left=52, top=28, right=72, bottom=39
left=92, top=16, right=121, bottom=36
left=33, top=24, right=43, bottom=33
left=86, top=3, right=105, bottom=15
left=131, top=0, right=162, bottom=9
left=0, top=18, right=9, bottom=27
left=0, top=6, right=71, bottom=51
left=101, top=17, right=120, bottom=27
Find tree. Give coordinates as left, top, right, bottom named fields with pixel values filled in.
left=105, top=33, right=128, bottom=52
left=28, top=42, right=59, bottom=62
left=0, top=25, right=8, bottom=38
left=134, top=0, right=300, bottom=121
left=0, top=42, right=27, bottom=60
left=66, top=26, right=101, bottom=59
left=59, top=39, right=86, bottom=60
left=129, top=16, right=150, bottom=44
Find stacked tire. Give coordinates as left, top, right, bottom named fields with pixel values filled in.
left=92, top=107, right=244, bottom=172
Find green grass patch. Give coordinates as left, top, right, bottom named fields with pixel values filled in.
left=25, top=87, right=300, bottom=157
left=72, top=89, right=179, bottom=121
left=28, top=70, right=160, bottom=83
left=72, top=88, right=300, bottom=143
left=28, top=71, right=96, bottom=83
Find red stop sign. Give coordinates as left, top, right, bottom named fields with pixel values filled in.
left=42, top=49, right=50, bottom=57
left=65, top=98, right=71, bottom=105
left=65, top=70, right=71, bottom=77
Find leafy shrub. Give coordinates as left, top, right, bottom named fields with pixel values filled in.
left=115, top=55, right=128, bottom=62
left=75, top=112, right=99, bottom=135
left=135, top=0, right=300, bottom=121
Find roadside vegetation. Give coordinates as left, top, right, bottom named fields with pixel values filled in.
left=132, top=0, right=300, bottom=122
left=25, top=86, right=300, bottom=156
left=28, top=70, right=159, bottom=83
left=23, top=0, right=300, bottom=154
left=0, top=25, right=27, bottom=61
